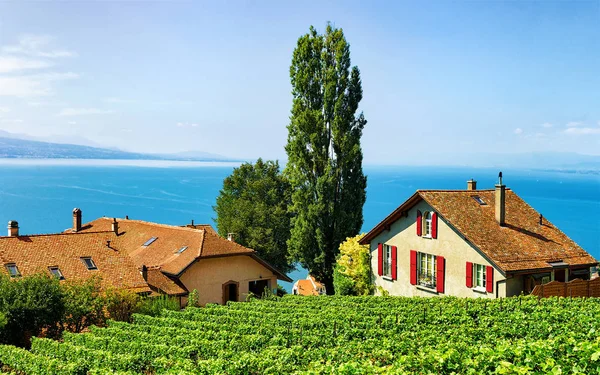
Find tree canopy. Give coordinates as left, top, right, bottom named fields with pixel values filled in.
left=214, top=158, right=294, bottom=274
left=285, top=24, right=367, bottom=293
left=333, top=234, right=373, bottom=296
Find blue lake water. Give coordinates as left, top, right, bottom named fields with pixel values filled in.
left=0, top=162, right=598, bottom=291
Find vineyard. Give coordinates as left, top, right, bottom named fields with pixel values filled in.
left=1, top=295, right=600, bottom=374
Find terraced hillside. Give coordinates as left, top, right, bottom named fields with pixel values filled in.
left=1, top=295, right=600, bottom=374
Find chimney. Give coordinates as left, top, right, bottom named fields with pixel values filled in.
left=141, top=265, right=148, bottom=281
left=467, top=179, right=477, bottom=191
left=539, top=214, right=543, bottom=225
left=227, top=233, right=235, bottom=242
left=495, top=172, right=506, bottom=226
left=73, top=208, right=82, bottom=232
left=111, top=218, right=119, bottom=235
left=191, top=219, right=194, bottom=226
left=7, top=221, right=19, bottom=237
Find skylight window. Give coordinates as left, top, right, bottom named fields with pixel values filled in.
left=143, top=237, right=158, bottom=247
left=48, top=266, right=65, bottom=280
left=81, top=257, right=98, bottom=270
left=5, top=263, right=20, bottom=278
left=176, top=246, right=188, bottom=254
left=472, top=196, right=486, bottom=205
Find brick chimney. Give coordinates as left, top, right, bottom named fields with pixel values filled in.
left=467, top=179, right=477, bottom=191
left=495, top=172, right=506, bottom=226
left=111, top=218, right=119, bottom=235
left=227, top=233, right=235, bottom=242
left=73, top=208, right=82, bottom=232
left=7, top=221, right=19, bottom=237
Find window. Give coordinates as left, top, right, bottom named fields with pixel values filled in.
left=418, top=252, right=436, bottom=288
left=143, top=237, right=157, bottom=247
left=176, top=246, right=188, bottom=254
left=382, top=245, right=392, bottom=277
left=422, top=211, right=433, bottom=237
left=48, top=266, right=65, bottom=280
left=5, top=263, right=20, bottom=278
left=81, top=257, right=98, bottom=270
left=473, top=263, right=486, bottom=289
left=472, top=196, right=486, bottom=205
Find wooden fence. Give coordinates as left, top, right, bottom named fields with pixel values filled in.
left=530, top=278, right=600, bottom=298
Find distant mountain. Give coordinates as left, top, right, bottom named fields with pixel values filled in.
left=448, top=152, right=600, bottom=171
left=0, top=136, right=237, bottom=162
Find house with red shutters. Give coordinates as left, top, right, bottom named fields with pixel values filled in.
left=359, top=174, right=597, bottom=298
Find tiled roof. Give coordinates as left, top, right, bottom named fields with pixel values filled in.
left=294, top=280, right=320, bottom=296
left=182, top=223, right=217, bottom=234
left=0, top=232, right=150, bottom=293
left=146, top=267, right=188, bottom=295
left=76, top=217, right=290, bottom=281
left=361, top=189, right=597, bottom=273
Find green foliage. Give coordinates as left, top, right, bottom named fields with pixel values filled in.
left=187, top=289, right=200, bottom=308
left=136, top=295, right=180, bottom=317
left=285, top=24, right=367, bottom=294
left=103, top=289, right=142, bottom=323
left=0, top=274, right=64, bottom=347
left=2, top=296, right=600, bottom=374
left=61, top=277, right=105, bottom=333
left=333, top=234, right=373, bottom=296
left=276, top=284, right=288, bottom=297
left=214, top=158, right=294, bottom=274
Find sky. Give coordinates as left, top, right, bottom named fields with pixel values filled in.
left=0, top=1, right=598, bottom=164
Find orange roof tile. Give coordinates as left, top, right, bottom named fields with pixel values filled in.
left=0, top=232, right=150, bottom=293
left=361, top=189, right=597, bottom=273
left=145, top=268, right=188, bottom=295
left=295, top=279, right=319, bottom=296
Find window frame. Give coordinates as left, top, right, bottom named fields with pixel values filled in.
left=417, top=252, right=436, bottom=288
left=5, top=263, right=21, bottom=278
left=48, top=266, right=65, bottom=280
left=422, top=211, right=433, bottom=238
left=81, top=257, right=98, bottom=270
left=472, top=263, right=486, bottom=290
left=382, top=244, right=392, bottom=278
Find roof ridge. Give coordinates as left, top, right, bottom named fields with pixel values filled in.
left=93, top=217, right=206, bottom=233
left=417, top=189, right=506, bottom=192
left=0, top=230, right=114, bottom=240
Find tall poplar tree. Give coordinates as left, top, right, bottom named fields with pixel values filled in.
left=285, top=24, right=367, bottom=294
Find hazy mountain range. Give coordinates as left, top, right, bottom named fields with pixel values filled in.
left=0, top=130, right=236, bottom=162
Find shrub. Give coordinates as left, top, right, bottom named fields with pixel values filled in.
left=61, top=276, right=105, bottom=333
left=0, top=273, right=64, bottom=347
left=187, top=289, right=200, bottom=308
left=137, top=295, right=180, bottom=317
left=103, top=288, right=142, bottom=323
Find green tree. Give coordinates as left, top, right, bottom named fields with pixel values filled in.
left=333, top=234, right=373, bottom=296
left=285, top=24, right=367, bottom=294
left=214, top=158, right=294, bottom=274
left=61, top=276, right=105, bottom=333
left=0, top=273, right=64, bottom=347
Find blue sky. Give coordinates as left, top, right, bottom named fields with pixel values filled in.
left=0, top=1, right=598, bottom=163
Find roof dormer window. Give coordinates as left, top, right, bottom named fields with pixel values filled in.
left=143, top=237, right=157, bottom=247
left=5, top=263, right=20, bottom=278
left=81, top=257, right=98, bottom=270
left=176, top=246, right=188, bottom=254
left=472, top=196, right=486, bottom=205
left=48, top=266, right=65, bottom=280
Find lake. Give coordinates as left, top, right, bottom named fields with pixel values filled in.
left=0, top=161, right=598, bottom=291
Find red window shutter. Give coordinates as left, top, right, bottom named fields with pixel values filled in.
left=466, top=262, right=473, bottom=288
left=391, top=246, right=397, bottom=280
left=410, top=250, right=417, bottom=285
left=486, top=266, right=494, bottom=293
left=431, top=212, right=438, bottom=239
left=377, top=243, right=383, bottom=276
left=436, top=256, right=445, bottom=293
left=416, top=210, right=422, bottom=236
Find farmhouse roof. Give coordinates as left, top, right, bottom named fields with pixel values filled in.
left=76, top=217, right=291, bottom=282
left=0, top=231, right=150, bottom=293
left=360, top=189, right=597, bottom=273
